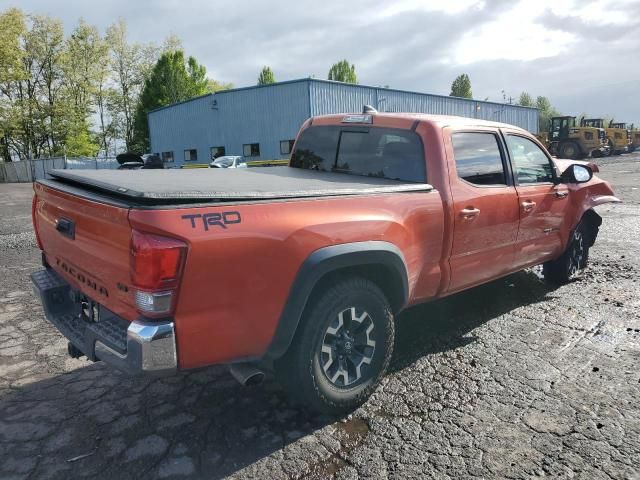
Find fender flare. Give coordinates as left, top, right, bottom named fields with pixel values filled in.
left=264, top=241, right=409, bottom=359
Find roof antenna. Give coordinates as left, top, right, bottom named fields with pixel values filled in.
left=363, top=105, right=377, bottom=114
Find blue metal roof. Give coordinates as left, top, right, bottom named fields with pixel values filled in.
left=148, top=78, right=539, bottom=166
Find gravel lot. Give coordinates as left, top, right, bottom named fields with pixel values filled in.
left=1, top=155, right=639, bottom=479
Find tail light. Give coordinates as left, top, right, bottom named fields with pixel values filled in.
left=130, top=230, right=187, bottom=317
left=31, top=196, right=43, bottom=250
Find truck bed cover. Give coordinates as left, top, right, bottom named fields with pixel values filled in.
left=47, top=167, right=432, bottom=202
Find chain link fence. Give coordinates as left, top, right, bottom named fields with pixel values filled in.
left=0, top=157, right=119, bottom=183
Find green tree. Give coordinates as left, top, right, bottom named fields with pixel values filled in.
left=0, top=8, right=27, bottom=161
left=257, top=66, right=275, bottom=85
left=106, top=19, right=158, bottom=152
left=61, top=19, right=109, bottom=156
left=0, top=10, right=68, bottom=159
left=132, top=50, right=209, bottom=152
left=328, top=60, right=357, bottom=83
left=535, top=95, right=561, bottom=132
left=449, top=74, right=472, bottom=98
left=518, top=92, right=534, bottom=107
left=64, top=118, right=99, bottom=156
left=206, top=78, right=234, bottom=93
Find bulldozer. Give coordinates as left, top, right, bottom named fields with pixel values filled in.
left=546, top=116, right=609, bottom=159
left=581, top=119, right=629, bottom=155
left=609, top=122, right=634, bottom=153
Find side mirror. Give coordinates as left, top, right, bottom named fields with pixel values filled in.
left=561, top=164, right=593, bottom=184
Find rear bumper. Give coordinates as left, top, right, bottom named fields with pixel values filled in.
left=31, top=268, right=177, bottom=375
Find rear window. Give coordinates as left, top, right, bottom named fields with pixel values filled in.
left=290, top=126, right=426, bottom=182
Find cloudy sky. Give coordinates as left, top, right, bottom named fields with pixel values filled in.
left=7, top=0, right=640, bottom=123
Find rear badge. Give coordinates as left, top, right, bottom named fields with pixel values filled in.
left=182, top=211, right=241, bottom=231
left=55, top=258, right=109, bottom=298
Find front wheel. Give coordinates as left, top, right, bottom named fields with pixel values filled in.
left=559, top=141, right=580, bottom=159
left=543, top=222, right=590, bottom=285
left=275, top=277, right=394, bottom=414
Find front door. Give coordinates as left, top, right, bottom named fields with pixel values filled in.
left=448, top=130, right=521, bottom=293
left=504, top=133, right=569, bottom=268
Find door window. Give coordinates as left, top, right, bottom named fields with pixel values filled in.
left=451, top=132, right=506, bottom=186
left=506, top=135, right=555, bottom=184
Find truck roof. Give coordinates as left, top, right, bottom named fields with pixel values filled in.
left=313, top=112, right=528, bottom=132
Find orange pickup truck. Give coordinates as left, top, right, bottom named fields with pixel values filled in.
left=31, top=112, right=619, bottom=413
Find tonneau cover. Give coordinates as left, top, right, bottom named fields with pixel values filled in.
left=48, top=166, right=432, bottom=201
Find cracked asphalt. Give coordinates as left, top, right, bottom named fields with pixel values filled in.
left=1, top=154, right=639, bottom=479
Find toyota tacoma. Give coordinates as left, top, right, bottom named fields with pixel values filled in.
left=31, top=111, right=619, bottom=413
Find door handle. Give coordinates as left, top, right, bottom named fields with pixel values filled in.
left=555, top=191, right=568, bottom=198
left=460, top=207, right=481, bottom=219
left=55, top=217, right=75, bottom=240
left=521, top=201, right=536, bottom=212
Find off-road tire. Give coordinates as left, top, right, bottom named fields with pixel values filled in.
left=275, top=277, right=394, bottom=414
left=559, top=141, right=580, bottom=159
left=543, top=221, right=592, bottom=285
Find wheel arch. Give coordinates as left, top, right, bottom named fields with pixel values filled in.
left=580, top=208, right=602, bottom=246
left=265, top=241, right=409, bottom=359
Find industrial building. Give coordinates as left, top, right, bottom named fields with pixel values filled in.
left=148, top=78, right=539, bottom=167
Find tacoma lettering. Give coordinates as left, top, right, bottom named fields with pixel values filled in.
left=55, top=258, right=109, bottom=297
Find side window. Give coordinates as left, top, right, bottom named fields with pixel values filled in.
left=161, top=151, right=174, bottom=163
left=451, top=132, right=506, bottom=186
left=210, top=146, right=225, bottom=159
left=280, top=139, right=296, bottom=155
left=184, top=149, right=197, bottom=161
left=243, top=143, right=260, bottom=157
left=506, top=135, right=555, bottom=184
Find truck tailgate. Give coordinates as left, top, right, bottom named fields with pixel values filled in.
left=33, top=182, right=137, bottom=321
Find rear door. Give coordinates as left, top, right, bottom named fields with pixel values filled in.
left=503, top=132, right=569, bottom=268
left=447, top=129, right=520, bottom=292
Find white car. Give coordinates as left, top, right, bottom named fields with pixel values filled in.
left=210, top=156, right=248, bottom=169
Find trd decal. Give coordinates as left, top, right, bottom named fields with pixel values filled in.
left=181, top=211, right=242, bottom=231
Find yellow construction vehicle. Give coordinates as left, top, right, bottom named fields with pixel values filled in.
left=581, top=119, right=629, bottom=155
left=534, top=132, right=550, bottom=149
left=547, top=116, right=609, bottom=159
left=630, top=124, right=639, bottom=152
left=610, top=122, right=634, bottom=153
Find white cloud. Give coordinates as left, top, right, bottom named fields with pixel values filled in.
left=377, top=0, right=485, bottom=17
left=10, top=0, right=640, bottom=122
left=453, top=0, right=637, bottom=64
left=453, top=1, right=577, bottom=64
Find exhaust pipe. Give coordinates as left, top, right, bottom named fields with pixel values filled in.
left=229, top=363, right=265, bottom=387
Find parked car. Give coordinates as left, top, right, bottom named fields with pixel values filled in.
left=210, top=155, right=248, bottom=168
left=116, top=153, right=164, bottom=170
left=31, top=111, right=619, bottom=413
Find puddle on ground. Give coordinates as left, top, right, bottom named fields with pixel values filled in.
left=304, top=417, right=370, bottom=478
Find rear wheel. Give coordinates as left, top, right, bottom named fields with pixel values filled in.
left=275, top=277, right=394, bottom=414
left=559, top=141, right=580, bottom=159
left=543, top=222, right=591, bottom=285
